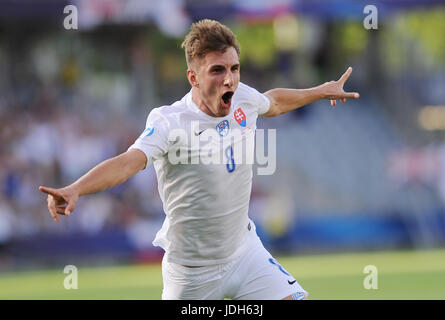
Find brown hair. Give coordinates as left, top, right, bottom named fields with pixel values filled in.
left=181, top=19, right=241, bottom=68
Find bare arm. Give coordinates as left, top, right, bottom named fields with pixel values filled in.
left=39, top=148, right=147, bottom=222
left=65, top=148, right=147, bottom=196
left=262, top=67, right=360, bottom=118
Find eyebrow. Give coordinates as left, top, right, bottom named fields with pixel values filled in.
left=209, top=63, right=240, bottom=70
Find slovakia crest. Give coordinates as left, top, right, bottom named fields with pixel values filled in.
left=234, top=108, right=246, bottom=127
left=216, top=120, right=230, bottom=137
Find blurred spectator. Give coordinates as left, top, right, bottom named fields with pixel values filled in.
left=1, top=5, right=445, bottom=256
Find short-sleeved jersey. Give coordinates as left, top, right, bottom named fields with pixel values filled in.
left=129, top=82, right=270, bottom=266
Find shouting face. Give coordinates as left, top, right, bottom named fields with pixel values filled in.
left=187, top=47, right=240, bottom=117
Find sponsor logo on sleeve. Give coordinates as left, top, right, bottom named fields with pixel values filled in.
left=139, top=125, right=154, bottom=139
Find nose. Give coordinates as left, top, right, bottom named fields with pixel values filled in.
left=224, top=71, right=234, bottom=88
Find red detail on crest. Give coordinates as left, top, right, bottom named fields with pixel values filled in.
left=234, top=108, right=246, bottom=125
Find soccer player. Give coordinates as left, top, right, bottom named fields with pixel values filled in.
left=39, top=19, right=359, bottom=300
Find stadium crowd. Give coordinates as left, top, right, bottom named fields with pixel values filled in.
left=0, top=29, right=284, bottom=249
left=2, top=7, right=445, bottom=257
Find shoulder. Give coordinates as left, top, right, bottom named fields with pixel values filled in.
left=146, top=95, right=188, bottom=127
left=236, top=81, right=259, bottom=95
left=235, top=81, right=269, bottom=105
left=234, top=82, right=270, bottom=115
left=235, top=82, right=266, bottom=102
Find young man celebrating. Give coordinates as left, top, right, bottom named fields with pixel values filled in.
left=39, top=19, right=359, bottom=300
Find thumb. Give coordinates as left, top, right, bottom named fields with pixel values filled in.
left=65, top=198, right=77, bottom=216
left=343, top=92, right=360, bottom=99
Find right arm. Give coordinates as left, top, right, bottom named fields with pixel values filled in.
left=39, top=148, right=147, bottom=222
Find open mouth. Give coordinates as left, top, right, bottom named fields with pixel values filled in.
left=221, top=91, right=234, bottom=108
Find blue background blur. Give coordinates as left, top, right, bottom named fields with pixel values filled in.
left=1, top=0, right=445, bottom=270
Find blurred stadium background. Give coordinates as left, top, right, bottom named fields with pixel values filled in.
left=1, top=0, right=445, bottom=299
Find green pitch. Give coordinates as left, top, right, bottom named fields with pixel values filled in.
left=1, top=248, right=444, bottom=299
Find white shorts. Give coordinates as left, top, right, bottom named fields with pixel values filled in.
left=161, top=234, right=308, bottom=300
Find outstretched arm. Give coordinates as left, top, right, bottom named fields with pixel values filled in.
left=39, top=148, right=147, bottom=222
left=262, top=67, right=360, bottom=118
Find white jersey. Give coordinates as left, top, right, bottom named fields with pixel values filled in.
left=128, top=82, right=270, bottom=266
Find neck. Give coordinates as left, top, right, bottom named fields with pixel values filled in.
left=192, top=87, right=218, bottom=117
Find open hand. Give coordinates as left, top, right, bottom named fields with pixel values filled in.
left=39, top=186, right=79, bottom=222
left=324, top=67, right=360, bottom=106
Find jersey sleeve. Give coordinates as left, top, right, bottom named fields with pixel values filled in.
left=128, top=108, right=170, bottom=168
left=239, top=82, right=271, bottom=115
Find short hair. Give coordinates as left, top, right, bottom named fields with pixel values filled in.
left=181, top=19, right=241, bottom=68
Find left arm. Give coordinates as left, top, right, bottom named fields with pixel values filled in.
left=262, top=67, right=360, bottom=117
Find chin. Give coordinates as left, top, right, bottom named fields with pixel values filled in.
left=219, top=108, right=231, bottom=117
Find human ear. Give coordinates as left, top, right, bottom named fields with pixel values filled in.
left=187, top=69, right=199, bottom=88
